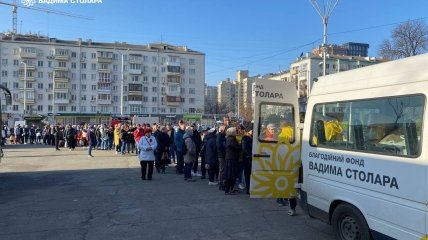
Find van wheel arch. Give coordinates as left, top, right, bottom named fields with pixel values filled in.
left=330, top=202, right=372, bottom=240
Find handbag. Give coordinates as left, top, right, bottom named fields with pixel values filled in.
left=161, top=151, right=171, bottom=165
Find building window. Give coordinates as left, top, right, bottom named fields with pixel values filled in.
left=81, top=63, right=87, bottom=69
left=37, top=105, right=43, bottom=111
left=189, top=108, right=195, bottom=113
left=152, top=107, right=157, bottom=113
left=189, top=98, right=195, bottom=104
left=91, top=53, right=96, bottom=59
left=170, top=108, right=176, bottom=113
left=71, top=62, right=77, bottom=69
left=38, top=83, right=43, bottom=89
left=14, top=59, right=19, bottom=66
left=80, top=106, right=86, bottom=112
left=58, top=106, right=66, bottom=112
left=152, top=97, right=157, bottom=102
left=189, top=88, right=195, bottom=94
left=71, top=106, right=77, bottom=112
left=1, top=70, right=7, bottom=77
left=38, top=61, right=43, bottom=67
left=152, top=87, right=157, bottom=92
left=189, top=78, right=195, bottom=84
left=189, top=68, right=196, bottom=75
left=189, top=58, right=195, bottom=65
left=13, top=105, right=18, bottom=111
left=38, top=94, right=43, bottom=100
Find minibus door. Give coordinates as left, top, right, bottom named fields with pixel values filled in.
left=250, top=80, right=301, bottom=198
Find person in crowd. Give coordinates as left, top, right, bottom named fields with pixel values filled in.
left=52, top=125, right=61, bottom=150
left=265, top=123, right=277, bottom=141
left=224, top=127, right=240, bottom=195
left=166, top=124, right=176, bottom=164
left=23, top=125, right=30, bottom=144
left=120, top=125, right=128, bottom=155
left=14, top=124, right=22, bottom=144
left=107, top=126, right=114, bottom=150
left=133, top=124, right=144, bottom=155
left=99, top=124, right=108, bottom=150
left=127, top=125, right=136, bottom=154
left=65, top=124, right=77, bottom=150
left=152, top=123, right=160, bottom=139
left=199, top=128, right=209, bottom=179
left=29, top=125, right=36, bottom=144
left=87, top=126, right=97, bottom=157
left=242, top=127, right=253, bottom=195
left=138, top=128, right=158, bottom=180
left=35, top=126, right=42, bottom=144
left=191, top=123, right=202, bottom=177
left=183, top=126, right=196, bottom=182
left=236, top=124, right=246, bottom=190
left=216, top=124, right=226, bottom=190
left=174, top=120, right=186, bottom=174
left=113, top=124, right=121, bottom=154
left=205, top=128, right=218, bottom=185
left=155, top=126, right=170, bottom=174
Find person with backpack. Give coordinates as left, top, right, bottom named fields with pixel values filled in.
left=183, top=126, right=196, bottom=181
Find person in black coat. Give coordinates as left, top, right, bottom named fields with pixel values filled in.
left=204, top=128, right=218, bottom=185
left=224, top=127, right=240, bottom=194
left=155, top=126, right=170, bottom=174
left=191, top=123, right=202, bottom=176
left=241, top=128, right=253, bottom=194
left=216, top=124, right=226, bottom=188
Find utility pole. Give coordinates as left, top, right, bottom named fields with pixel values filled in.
left=20, top=61, right=26, bottom=115
left=115, top=48, right=130, bottom=116
left=310, top=0, right=339, bottom=76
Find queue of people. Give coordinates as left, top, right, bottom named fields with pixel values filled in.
left=2, top=119, right=297, bottom=216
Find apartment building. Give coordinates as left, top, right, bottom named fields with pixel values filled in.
left=204, top=84, right=218, bottom=113
left=290, top=53, right=386, bottom=114
left=0, top=33, right=205, bottom=124
left=217, top=78, right=235, bottom=114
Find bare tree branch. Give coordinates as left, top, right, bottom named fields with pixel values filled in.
left=378, top=19, right=428, bottom=59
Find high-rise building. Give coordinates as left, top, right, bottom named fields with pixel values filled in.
left=204, top=84, right=218, bottom=113
left=0, top=33, right=205, bottom=124
left=217, top=78, right=235, bottom=113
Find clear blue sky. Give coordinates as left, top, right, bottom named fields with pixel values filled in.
left=1, top=0, right=427, bottom=86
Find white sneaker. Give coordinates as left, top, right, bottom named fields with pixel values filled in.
left=208, top=181, right=218, bottom=186
left=238, top=183, right=245, bottom=190
left=288, top=209, right=296, bottom=216
left=195, top=172, right=202, bottom=177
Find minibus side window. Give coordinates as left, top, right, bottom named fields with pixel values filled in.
left=258, top=103, right=295, bottom=143
left=309, top=95, right=424, bottom=157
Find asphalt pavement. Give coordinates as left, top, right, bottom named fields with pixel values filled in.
left=0, top=144, right=334, bottom=240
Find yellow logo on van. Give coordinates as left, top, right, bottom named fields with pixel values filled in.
left=251, top=142, right=301, bottom=198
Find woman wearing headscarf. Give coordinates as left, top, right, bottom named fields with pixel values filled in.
left=183, top=126, right=196, bottom=181
left=138, top=128, right=158, bottom=180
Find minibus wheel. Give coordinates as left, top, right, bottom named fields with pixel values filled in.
left=332, top=203, right=371, bottom=240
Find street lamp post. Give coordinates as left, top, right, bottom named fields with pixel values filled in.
left=115, top=48, right=130, bottom=116
left=310, top=0, right=339, bottom=76
left=20, top=61, right=27, bottom=115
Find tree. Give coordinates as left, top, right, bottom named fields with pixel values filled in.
left=378, top=20, right=428, bottom=60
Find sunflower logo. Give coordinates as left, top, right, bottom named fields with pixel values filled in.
left=250, top=141, right=301, bottom=198
left=21, top=0, right=36, bottom=7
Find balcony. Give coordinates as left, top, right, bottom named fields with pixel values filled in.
left=19, top=65, right=36, bottom=71
left=129, top=55, right=143, bottom=63
left=18, top=98, right=36, bottom=104
left=129, top=100, right=143, bottom=105
left=54, top=88, right=69, bottom=93
left=166, top=61, right=180, bottom=67
left=97, top=99, right=112, bottom=105
left=19, top=76, right=35, bottom=82
left=54, top=66, right=69, bottom=72
left=97, top=68, right=111, bottom=73
left=97, top=88, right=112, bottom=93
left=167, top=75, right=181, bottom=84
left=97, top=56, right=113, bottom=63
left=128, top=68, right=142, bottom=75
left=19, top=48, right=37, bottom=58
left=166, top=90, right=180, bottom=97
left=129, top=90, right=142, bottom=96
left=54, top=76, right=70, bottom=83
left=55, top=54, right=69, bottom=61
left=55, top=98, right=70, bottom=104
left=166, top=96, right=182, bottom=106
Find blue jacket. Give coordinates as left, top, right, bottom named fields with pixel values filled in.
left=174, top=128, right=185, bottom=153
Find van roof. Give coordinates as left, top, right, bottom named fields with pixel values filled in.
left=311, top=53, right=428, bottom=96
